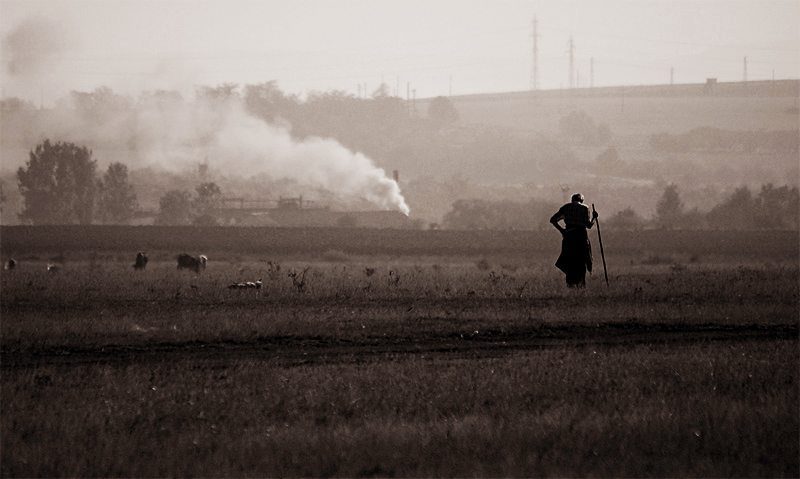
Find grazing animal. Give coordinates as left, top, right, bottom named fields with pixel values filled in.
left=4, top=259, right=16, bottom=270
left=133, top=252, right=148, bottom=270
left=177, top=254, right=207, bottom=272
left=46, top=263, right=60, bottom=273
left=228, top=278, right=262, bottom=290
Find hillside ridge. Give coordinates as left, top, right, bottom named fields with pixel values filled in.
left=433, top=79, right=800, bottom=102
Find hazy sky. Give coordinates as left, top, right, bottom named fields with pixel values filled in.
left=2, top=0, right=798, bottom=105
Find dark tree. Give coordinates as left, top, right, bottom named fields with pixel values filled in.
left=442, top=199, right=493, bottom=230
left=1, top=97, right=36, bottom=111
left=428, top=96, right=459, bottom=126
left=97, top=162, right=138, bottom=224
left=707, top=186, right=757, bottom=230
left=371, top=83, right=391, bottom=99
left=70, top=86, right=131, bottom=112
left=559, top=110, right=611, bottom=146
left=196, top=83, right=240, bottom=106
left=605, top=207, right=646, bottom=230
left=243, top=81, right=299, bottom=125
left=194, top=182, right=222, bottom=215
left=708, top=183, right=800, bottom=230
left=757, top=183, right=799, bottom=229
left=17, top=140, right=98, bottom=224
left=156, top=190, right=193, bottom=226
left=193, top=182, right=223, bottom=226
left=655, top=183, right=685, bottom=230
left=595, top=146, right=623, bottom=173
left=138, top=90, right=185, bottom=111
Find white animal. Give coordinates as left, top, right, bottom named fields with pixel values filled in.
left=228, top=278, right=262, bottom=290
left=47, top=263, right=60, bottom=273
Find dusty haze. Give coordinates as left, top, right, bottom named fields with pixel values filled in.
left=0, top=0, right=797, bottom=224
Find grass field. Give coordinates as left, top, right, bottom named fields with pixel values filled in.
left=1, top=226, right=798, bottom=477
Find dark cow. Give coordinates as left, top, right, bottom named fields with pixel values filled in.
left=4, top=259, right=16, bottom=270
left=177, top=254, right=207, bottom=272
left=133, top=252, right=148, bottom=270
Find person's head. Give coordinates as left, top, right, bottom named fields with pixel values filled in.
left=571, top=193, right=584, bottom=203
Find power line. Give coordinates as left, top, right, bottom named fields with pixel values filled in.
left=538, top=24, right=800, bottom=52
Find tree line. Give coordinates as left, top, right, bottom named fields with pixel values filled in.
left=442, top=183, right=799, bottom=231
left=11, top=139, right=231, bottom=226
left=3, top=83, right=798, bottom=229
left=15, top=140, right=136, bottom=225
left=624, top=183, right=799, bottom=230
left=10, top=137, right=799, bottom=230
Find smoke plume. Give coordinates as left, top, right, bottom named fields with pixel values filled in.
left=1, top=14, right=409, bottom=215
left=134, top=99, right=410, bottom=214
left=2, top=14, right=77, bottom=77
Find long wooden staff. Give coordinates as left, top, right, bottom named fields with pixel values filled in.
left=592, top=204, right=609, bottom=286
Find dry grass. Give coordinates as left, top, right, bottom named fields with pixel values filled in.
left=1, top=259, right=796, bottom=352
left=1, top=227, right=798, bottom=477
left=3, top=342, right=796, bottom=477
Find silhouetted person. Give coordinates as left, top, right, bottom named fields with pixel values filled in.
left=549, top=193, right=597, bottom=287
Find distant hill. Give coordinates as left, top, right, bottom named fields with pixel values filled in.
left=419, top=79, right=800, bottom=142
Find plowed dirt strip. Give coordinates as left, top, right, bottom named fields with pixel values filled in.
left=2, top=323, right=796, bottom=369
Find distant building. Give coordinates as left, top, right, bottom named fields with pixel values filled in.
left=218, top=196, right=415, bottom=228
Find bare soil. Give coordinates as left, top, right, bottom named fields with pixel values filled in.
left=3, top=322, right=795, bottom=370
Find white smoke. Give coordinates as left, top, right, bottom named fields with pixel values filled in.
left=133, top=99, right=410, bottom=215
left=2, top=14, right=77, bottom=77
left=2, top=14, right=410, bottom=215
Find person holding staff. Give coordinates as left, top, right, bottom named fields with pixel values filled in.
left=549, top=193, right=598, bottom=287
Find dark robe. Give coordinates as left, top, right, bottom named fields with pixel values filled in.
left=555, top=227, right=593, bottom=286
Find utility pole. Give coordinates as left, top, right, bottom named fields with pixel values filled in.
left=590, top=58, right=594, bottom=90
left=670, top=67, right=674, bottom=85
left=449, top=75, right=452, bottom=97
left=568, top=36, right=575, bottom=89
left=407, top=82, right=410, bottom=115
left=531, top=16, right=539, bottom=91
left=743, top=56, right=748, bottom=83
